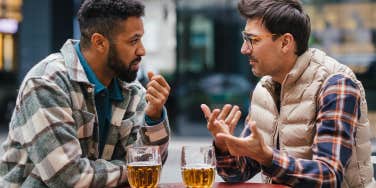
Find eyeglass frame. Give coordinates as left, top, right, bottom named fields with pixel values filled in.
left=241, top=31, right=279, bottom=49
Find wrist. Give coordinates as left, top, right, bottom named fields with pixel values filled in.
left=213, top=140, right=228, bottom=153
left=145, top=107, right=162, bottom=120
left=260, top=146, right=273, bottom=167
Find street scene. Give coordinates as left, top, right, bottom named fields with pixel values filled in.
left=1, top=0, right=376, bottom=187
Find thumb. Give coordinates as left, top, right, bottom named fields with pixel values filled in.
left=216, top=133, right=241, bottom=144
left=147, top=71, right=154, bottom=81
left=216, top=133, right=232, bottom=143
left=249, top=121, right=260, bottom=138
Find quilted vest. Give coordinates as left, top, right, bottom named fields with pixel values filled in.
left=250, top=48, right=374, bottom=187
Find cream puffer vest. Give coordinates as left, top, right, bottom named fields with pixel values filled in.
left=250, top=48, right=374, bottom=187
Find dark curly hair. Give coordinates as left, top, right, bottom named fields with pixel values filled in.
left=77, top=0, right=145, bottom=49
left=238, top=0, right=310, bottom=56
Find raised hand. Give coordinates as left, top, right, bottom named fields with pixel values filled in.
left=216, top=121, right=273, bottom=166
left=201, top=104, right=242, bottom=152
left=145, top=71, right=171, bottom=120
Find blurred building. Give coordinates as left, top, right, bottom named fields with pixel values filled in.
left=0, top=0, right=22, bottom=123
left=172, top=0, right=376, bottom=136
left=0, top=0, right=375, bottom=135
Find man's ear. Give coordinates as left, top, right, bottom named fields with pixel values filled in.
left=90, top=33, right=108, bottom=53
left=280, top=33, right=295, bottom=54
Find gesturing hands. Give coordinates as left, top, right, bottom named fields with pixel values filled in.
left=145, top=72, right=170, bottom=120
left=200, top=104, right=242, bottom=152
left=216, top=121, right=273, bottom=166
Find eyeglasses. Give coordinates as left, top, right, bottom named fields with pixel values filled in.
left=241, top=31, right=278, bottom=49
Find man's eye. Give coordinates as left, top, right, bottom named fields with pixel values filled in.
left=131, top=39, right=139, bottom=45
left=250, top=37, right=260, bottom=43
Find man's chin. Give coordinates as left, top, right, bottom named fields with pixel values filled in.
left=251, top=69, right=262, bottom=77
left=131, top=64, right=140, bottom=72
left=118, top=72, right=138, bottom=83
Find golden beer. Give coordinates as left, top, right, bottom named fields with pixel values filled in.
left=127, top=162, right=161, bottom=188
left=181, top=164, right=215, bottom=188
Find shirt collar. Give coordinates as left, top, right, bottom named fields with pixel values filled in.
left=109, top=79, right=124, bottom=101
left=74, top=42, right=123, bottom=101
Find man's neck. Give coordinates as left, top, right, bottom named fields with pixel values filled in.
left=273, top=54, right=298, bottom=84
left=82, top=49, right=114, bottom=87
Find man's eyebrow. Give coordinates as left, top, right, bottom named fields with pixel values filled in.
left=243, top=32, right=256, bottom=37
left=130, top=34, right=143, bottom=39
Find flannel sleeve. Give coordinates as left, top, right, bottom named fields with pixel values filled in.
left=215, top=147, right=261, bottom=182
left=125, top=84, right=170, bottom=165
left=262, top=74, right=360, bottom=187
left=4, top=78, right=129, bottom=187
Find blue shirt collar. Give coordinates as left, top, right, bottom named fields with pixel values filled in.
left=109, top=79, right=124, bottom=101
left=74, top=42, right=123, bottom=101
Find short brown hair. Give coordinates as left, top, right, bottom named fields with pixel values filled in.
left=77, top=0, right=145, bottom=49
left=238, top=0, right=311, bottom=56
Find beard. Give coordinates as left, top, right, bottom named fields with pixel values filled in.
left=107, top=43, right=141, bottom=83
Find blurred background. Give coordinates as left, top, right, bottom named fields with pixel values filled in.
left=0, top=0, right=375, bottom=183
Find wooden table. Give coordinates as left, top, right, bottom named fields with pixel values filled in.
left=155, top=182, right=290, bottom=188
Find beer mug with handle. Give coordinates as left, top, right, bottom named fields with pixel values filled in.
left=181, top=146, right=216, bottom=188
left=127, top=146, right=161, bottom=188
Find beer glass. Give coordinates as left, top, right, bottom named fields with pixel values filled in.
left=181, top=146, right=216, bottom=188
left=126, top=146, right=161, bottom=188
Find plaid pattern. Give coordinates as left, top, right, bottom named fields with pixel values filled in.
left=0, top=39, right=170, bottom=188
left=216, top=74, right=360, bottom=188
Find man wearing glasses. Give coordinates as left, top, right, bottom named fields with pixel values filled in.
left=201, top=0, right=374, bottom=187
left=0, top=0, right=170, bottom=187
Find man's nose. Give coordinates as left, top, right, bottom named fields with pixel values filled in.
left=240, top=41, right=251, bottom=55
left=137, top=42, right=146, bottom=56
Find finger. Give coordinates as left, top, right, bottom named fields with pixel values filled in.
left=249, top=121, right=260, bottom=138
left=213, top=120, right=229, bottom=134
left=248, top=115, right=253, bottom=122
left=147, top=84, right=169, bottom=100
left=147, top=79, right=170, bottom=94
left=208, top=109, right=220, bottom=130
left=225, top=105, right=239, bottom=124
left=216, top=133, right=243, bottom=149
left=148, top=74, right=170, bottom=89
left=147, top=71, right=154, bottom=81
left=147, top=82, right=170, bottom=99
left=229, top=111, right=242, bottom=134
left=217, top=104, right=232, bottom=120
left=245, top=114, right=250, bottom=123
left=200, top=104, right=211, bottom=120
left=146, top=93, right=162, bottom=105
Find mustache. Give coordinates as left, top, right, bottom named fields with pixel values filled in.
left=131, top=56, right=142, bottom=65
left=249, top=55, right=257, bottom=62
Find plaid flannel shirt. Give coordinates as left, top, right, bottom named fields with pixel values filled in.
left=216, top=74, right=361, bottom=188
left=0, top=39, right=170, bottom=188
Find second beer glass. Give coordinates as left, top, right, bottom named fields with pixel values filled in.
left=127, top=146, right=161, bottom=188
left=181, top=146, right=216, bottom=188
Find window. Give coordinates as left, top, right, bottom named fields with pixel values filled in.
left=0, top=33, right=16, bottom=72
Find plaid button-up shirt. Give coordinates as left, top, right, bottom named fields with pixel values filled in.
left=216, top=74, right=361, bottom=188
left=0, top=39, right=170, bottom=187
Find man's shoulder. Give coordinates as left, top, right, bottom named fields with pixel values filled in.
left=309, top=48, right=356, bottom=77
left=25, top=53, right=68, bottom=80
left=20, top=52, right=71, bottom=93
left=325, top=74, right=358, bottom=88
